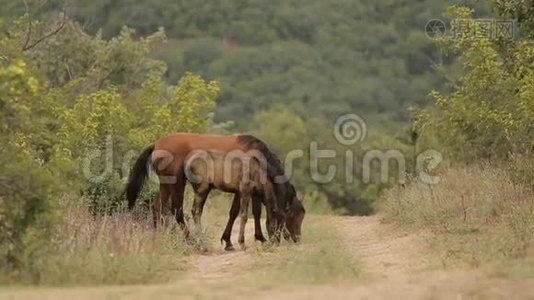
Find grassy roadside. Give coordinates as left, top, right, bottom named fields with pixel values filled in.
left=378, top=164, right=534, bottom=277
left=249, top=214, right=360, bottom=288
left=0, top=195, right=196, bottom=287
left=0, top=188, right=361, bottom=297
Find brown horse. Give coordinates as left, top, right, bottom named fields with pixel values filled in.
left=151, top=190, right=270, bottom=250
left=184, top=149, right=278, bottom=249
left=125, top=133, right=305, bottom=245
left=220, top=185, right=306, bottom=246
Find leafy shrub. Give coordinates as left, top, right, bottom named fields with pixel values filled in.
left=0, top=15, right=219, bottom=283
left=0, top=143, right=57, bottom=277
left=415, top=6, right=534, bottom=184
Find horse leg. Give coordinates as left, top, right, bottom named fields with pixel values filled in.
left=171, top=177, right=189, bottom=238
left=221, top=194, right=240, bottom=251
left=265, top=202, right=276, bottom=240
left=152, top=192, right=160, bottom=228
left=153, top=186, right=170, bottom=228
left=191, top=184, right=211, bottom=229
left=267, top=192, right=283, bottom=244
left=252, top=193, right=266, bottom=243
left=238, top=191, right=251, bottom=250
left=263, top=189, right=279, bottom=243
left=273, top=210, right=285, bottom=244
left=189, top=184, right=210, bottom=252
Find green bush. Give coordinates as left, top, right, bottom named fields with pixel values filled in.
left=0, top=15, right=219, bottom=283
left=415, top=5, right=534, bottom=183
left=0, top=143, right=57, bottom=278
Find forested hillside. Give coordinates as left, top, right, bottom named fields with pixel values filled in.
left=0, top=0, right=498, bottom=215
left=1, top=0, right=484, bottom=125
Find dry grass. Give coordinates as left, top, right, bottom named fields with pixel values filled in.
left=1, top=188, right=355, bottom=289
left=1, top=197, right=195, bottom=286
left=379, top=164, right=534, bottom=274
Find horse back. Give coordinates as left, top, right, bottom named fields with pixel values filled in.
left=151, top=133, right=245, bottom=176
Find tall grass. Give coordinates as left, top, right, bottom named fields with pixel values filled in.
left=1, top=196, right=193, bottom=286
left=379, top=164, right=534, bottom=271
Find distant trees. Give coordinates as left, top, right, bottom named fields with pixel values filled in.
left=0, top=0, right=467, bottom=125
left=1, top=0, right=528, bottom=222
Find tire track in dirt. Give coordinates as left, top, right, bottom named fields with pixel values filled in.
left=331, top=215, right=439, bottom=280
left=187, top=215, right=438, bottom=286
left=254, top=216, right=534, bottom=300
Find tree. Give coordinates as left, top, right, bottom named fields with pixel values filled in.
left=416, top=4, right=534, bottom=184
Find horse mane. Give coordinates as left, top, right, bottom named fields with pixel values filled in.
left=236, top=134, right=286, bottom=182
left=236, top=134, right=296, bottom=207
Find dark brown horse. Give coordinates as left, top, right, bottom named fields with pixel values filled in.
left=125, top=133, right=305, bottom=246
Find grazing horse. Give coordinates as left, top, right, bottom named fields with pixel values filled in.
left=220, top=186, right=306, bottom=247
left=151, top=190, right=270, bottom=250
left=125, top=133, right=305, bottom=246
left=184, top=149, right=278, bottom=249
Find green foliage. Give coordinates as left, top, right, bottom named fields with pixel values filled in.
left=0, top=12, right=219, bottom=282
left=0, top=0, right=496, bottom=217
left=21, top=21, right=167, bottom=90
left=60, top=89, right=131, bottom=156
left=170, top=72, right=219, bottom=133
left=0, top=59, right=39, bottom=134
left=0, top=60, right=56, bottom=275
left=380, top=0, right=534, bottom=277
left=20, top=0, right=489, bottom=127
left=253, top=108, right=412, bottom=215
left=254, top=107, right=308, bottom=155
left=0, top=143, right=56, bottom=274
left=416, top=5, right=533, bottom=181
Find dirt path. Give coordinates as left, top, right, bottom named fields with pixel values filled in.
left=3, top=215, right=534, bottom=299
left=188, top=223, right=257, bottom=282
left=332, top=215, right=439, bottom=279
left=188, top=215, right=438, bottom=283
left=252, top=216, right=534, bottom=300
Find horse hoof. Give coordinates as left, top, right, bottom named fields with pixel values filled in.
left=225, top=245, right=235, bottom=251
left=239, top=243, right=246, bottom=251
left=255, top=234, right=267, bottom=243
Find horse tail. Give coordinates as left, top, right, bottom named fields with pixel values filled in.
left=126, top=144, right=155, bottom=210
